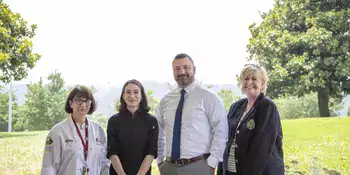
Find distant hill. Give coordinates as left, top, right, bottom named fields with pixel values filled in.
left=4, top=81, right=350, bottom=117
left=6, top=81, right=243, bottom=117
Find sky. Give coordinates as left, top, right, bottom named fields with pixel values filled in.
left=5, top=0, right=275, bottom=87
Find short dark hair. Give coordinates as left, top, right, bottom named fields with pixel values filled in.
left=118, top=79, right=150, bottom=113
left=174, top=53, right=194, bottom=64
left=65, top=85, right=97, bottom=115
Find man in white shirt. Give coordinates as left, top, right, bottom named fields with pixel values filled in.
left=156, top=53, right=228, bottom=175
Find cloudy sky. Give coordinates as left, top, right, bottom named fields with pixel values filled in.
left=6, top=0, right=275, bottom=86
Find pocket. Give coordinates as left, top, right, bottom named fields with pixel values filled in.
left=183, top=104, right=206, bottom=124
left=95, top=144, right=105, bottom=158
left=63, top=138, right=77, bottom=156
left=159, top=162, right=167, bottom=174
left=194, top=159, right=212, bottom=175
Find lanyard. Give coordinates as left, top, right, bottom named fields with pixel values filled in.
left=72, top=117, right=89, bottom=163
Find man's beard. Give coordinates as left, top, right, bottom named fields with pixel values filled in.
left=176, top=74, right=194, bottom=87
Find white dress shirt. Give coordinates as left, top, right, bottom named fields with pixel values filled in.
left=41, top=117, right=110, bottom=175
left=156, top=80, right=228, bottom=168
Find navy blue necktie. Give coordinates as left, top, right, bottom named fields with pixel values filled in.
left=171, top=89, right=186, bottom=160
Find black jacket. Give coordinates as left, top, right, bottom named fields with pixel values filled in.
left=217, top=93, right=284, bottom=175
left=106, top=111, right=158, bottom=175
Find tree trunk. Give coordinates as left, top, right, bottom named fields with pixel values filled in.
left=317, top=88, right=330, bottom=117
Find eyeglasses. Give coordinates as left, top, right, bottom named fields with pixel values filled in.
left=73, top=98, right=92, bottom=106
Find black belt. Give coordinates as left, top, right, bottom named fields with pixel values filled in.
left=165, top=153, right=210, bottom=165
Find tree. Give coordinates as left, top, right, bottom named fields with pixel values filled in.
left=146, top=89, right=159, bottom=115
left=0, top=85, right=19, bottom=131
left=114, top=99, right=121, bottom=113
left=217, top=89, right=233, bottom=113
left=0, top=1, right=41, bottom=83
left=274, top=92, right=341, bottom=119
left=46, top=71, right=68, bottom=126
left=247, top=0, right=350, bottom=117
left=19, top=78, right=50, bottom=130
left=19, top=71, right=68, bottom=130
left=89, top=112, right=108, bottom=129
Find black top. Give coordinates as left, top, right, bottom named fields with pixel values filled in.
left=106, top=110, right=159, bottom=175
left=217, top=93, right=284, bottom=175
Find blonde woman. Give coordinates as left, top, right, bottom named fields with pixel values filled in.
left=217, top=64, right=284, bottom=175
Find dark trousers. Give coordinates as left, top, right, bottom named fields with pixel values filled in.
left=226, top=171, right=238, bottom=175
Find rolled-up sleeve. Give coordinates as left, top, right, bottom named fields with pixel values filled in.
left=146, top=116, right=159, bottom=158
left=106, top=116, right=118, bottom=159
left=41, top=129, right=61, bottom=175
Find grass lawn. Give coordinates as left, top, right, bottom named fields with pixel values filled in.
left=282, top=117, right=349, bottom=174
left=0, top=117, right=349, bottom=175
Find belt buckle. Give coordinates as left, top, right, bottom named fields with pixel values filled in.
left=180, top=159, right=185, bottom=165
left=180, top=159, right=190, bottom=165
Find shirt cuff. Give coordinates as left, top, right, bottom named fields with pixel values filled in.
left=157, top=156, right=165, bottom=165
left=207, top=155, right=219, bottom=168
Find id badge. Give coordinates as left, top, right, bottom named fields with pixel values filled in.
left=82, top=167, right=89, bottom=175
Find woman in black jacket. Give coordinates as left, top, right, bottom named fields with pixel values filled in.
left=217, top=64, right=284, bottom=175
left=107, top=79, right=159, bottom=175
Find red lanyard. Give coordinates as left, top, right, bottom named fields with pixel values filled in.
left=72, top=117, right=89, bottom=162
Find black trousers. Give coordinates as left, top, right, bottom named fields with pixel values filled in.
left=226, top=171, right=238, bottom=175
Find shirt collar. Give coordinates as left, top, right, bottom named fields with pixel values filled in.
left=69, top=115, right=87, bottom=129
left=175, top=79, right=198, bottom=94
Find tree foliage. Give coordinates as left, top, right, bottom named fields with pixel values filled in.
left=17, top=71, right=68, bottom=131
left=89, top=112, right=108, bottom=129
left=146, top=89, right=159, bottom=115
left=0, top=1, right=41, bottom=83
left=217, top=89, right=233, bottom=113
left=274, top=92, right=342, bottom=119
left=247, top=0, right=350, bottom=116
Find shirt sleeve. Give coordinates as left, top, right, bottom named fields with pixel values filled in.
left=106, top=116, right=118, bottom=159
left=146, top=115, right=159, bottom=158
left=206, top=93, right=228, bottom=168
left=40, top=128, right=61, bottom=175
left=98, top=125, right=110, bottom=175
left=242, top=100, right=281, bottom=175
left=156, top=99, right=166, bottom=164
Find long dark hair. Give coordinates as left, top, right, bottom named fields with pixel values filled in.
left=118, top=79, right=150, bottom=114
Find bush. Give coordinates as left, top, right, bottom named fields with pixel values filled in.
left=274, top=93, right=342, bottom=119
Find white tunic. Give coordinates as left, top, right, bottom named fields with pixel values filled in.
left=40, top=117, right=110, bottom=175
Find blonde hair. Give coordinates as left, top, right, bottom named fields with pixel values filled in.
left=239, top=63, right=268, bottom=93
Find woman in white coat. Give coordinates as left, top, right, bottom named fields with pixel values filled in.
left=41, top=85, right=110, bottom=175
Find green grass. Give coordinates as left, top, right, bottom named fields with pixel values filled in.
left=0, top=117, right=349, bottom=175
left=0, top=131, right=46, bottom=174
left=282, top=117, right=350, bottom=174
